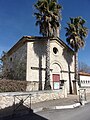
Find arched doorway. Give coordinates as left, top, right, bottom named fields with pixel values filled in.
left=51, top=63, right=61, bottom=90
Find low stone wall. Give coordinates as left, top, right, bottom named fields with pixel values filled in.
left=0, top=90, right=66, bottom=110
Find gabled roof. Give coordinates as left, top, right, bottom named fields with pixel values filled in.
left=3, top=36, right=74, bottom=56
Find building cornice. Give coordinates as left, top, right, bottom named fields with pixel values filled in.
left=3, top=36, right=74, bottom=57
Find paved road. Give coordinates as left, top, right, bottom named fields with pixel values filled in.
left=37, top=103, right=90, bottom=120
left=2, top=103, right=90, bottom=120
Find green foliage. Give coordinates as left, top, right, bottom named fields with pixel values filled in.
left=65, top=16, right=88, bottom=52
left=34, top=0, right=62, bottom=37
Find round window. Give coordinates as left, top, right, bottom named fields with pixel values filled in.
left=53, top=47, right=58, bottom=54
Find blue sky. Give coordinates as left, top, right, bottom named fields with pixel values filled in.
left=0, top=0, right=90, bottom=65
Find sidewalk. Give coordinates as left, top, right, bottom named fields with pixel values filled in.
left=31, top=93, right=90, bottom=112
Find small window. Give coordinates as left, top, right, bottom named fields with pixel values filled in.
left=10, top=57, right=12, bottom=62
left=53, top=47, right=58, bottom=54
left=83, top=80, right=85, bottom=83
left=81, top=80, right=83, bottom=83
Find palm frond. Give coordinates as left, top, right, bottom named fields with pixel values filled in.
left=65, top=16, right=88, bottom=51
left=34, top=0, right=62, bottom=37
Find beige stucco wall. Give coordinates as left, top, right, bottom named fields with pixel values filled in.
left=50, top=39, right=74, bottom=92
left=26, top=38, right=75, bottom=92
left=80, top=75, right=90, bottom=87
left=79, top=75, right=90, bottom=93
left=26, top=39, right=46, bottom=90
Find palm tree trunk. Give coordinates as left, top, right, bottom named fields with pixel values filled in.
left=44, top=22, right=51, bottom=90
left=44, top=38, right=51, bottom=90
left=73, top=52, right=78, bottom=94
left=39, top=56, right=42, bottom=90
left=68, top=64, right=72, bottom=94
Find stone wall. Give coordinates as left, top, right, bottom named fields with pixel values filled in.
left=0, top=90, right=66, bottom=117
left=3, top=43, right=27, bottom=80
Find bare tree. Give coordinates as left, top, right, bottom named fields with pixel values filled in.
left=79, top=62, right=90, bottom=73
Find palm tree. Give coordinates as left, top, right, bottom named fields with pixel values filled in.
left=65, top=16, right=88, bottom=94
left=34, top=0, right=62, bottom=90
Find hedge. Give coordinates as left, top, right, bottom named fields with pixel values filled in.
left=0, top=79, right=27, bottom=92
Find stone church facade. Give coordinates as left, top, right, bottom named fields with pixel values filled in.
left=2, top=36, right=75, bottom=93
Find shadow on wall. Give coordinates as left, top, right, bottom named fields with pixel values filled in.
left=33, top=40, right=46, bottom=90
left=62, top=48, right=73, bottom=94
left=0, top=100, right=48, bottom=120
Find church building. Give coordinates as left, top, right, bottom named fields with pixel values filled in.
left=2, top=36, right=75, bottom=94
